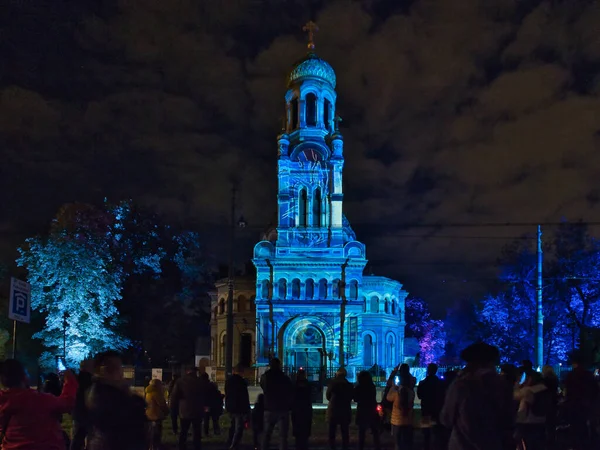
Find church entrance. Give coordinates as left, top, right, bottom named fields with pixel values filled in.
left=286, top=324, right=326, bottom=373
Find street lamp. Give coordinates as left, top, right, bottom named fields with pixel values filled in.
left=225, top=185, right=247, bottom=379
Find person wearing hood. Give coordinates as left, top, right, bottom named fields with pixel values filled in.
left=145, top=378, right=170, bottom=449
left=0, top=359, right=78, bottom=450
left=440, top=342, right=514, bottom=450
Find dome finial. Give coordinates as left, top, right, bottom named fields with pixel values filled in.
left=302, top=21, right=319, bottom=51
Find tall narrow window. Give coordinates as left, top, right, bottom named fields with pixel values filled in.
left=364, top=334, right=374, bottom=366
left=324, top=99, right=331, bottom=130
left=299, top=189, right=308, bottom=227
left=306, top=93, right=317, bottom=126
left=278, top=279, right=287, bottom=300
left=318, top=279, right=328, bottom=299
left=239, top=333, right=252, bottom=367
left=291, top=279, right=301, bottom=299
left=305, top=279, right=314, bottom=299
left=291, top=98, right=299, bottom=129
left=312, top=188, right=321, bottom=227
left=349, top=281, right=358, bottom=300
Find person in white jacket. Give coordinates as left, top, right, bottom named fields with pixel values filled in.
left=514, top=372, right=551, bottom=450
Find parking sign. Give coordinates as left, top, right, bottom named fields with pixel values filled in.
left=9, top=278, right=31, bottom=324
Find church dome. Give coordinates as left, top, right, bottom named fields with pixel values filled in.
left=287, top=53, right=336, bottom=89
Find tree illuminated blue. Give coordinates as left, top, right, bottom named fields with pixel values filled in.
left=18, top=203, right=130, bottom=368
left=17, top=201, right=205, bottom=368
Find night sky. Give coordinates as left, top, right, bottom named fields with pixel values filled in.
left=2, top=0, right=600, bottom=313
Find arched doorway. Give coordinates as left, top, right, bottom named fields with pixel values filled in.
left=281, top=318, right=331, bottom=371
left=291, top=325, right=324, bottom=368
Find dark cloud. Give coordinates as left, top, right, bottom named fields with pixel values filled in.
left=2, top=0, right=600, bottom=311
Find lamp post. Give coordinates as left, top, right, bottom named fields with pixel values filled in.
left=225, top=185, right=246, bottom=380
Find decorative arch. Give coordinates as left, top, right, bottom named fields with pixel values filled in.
left=384, top=299, right=390, bottom=314
left=391, top=300, right=397, bottom=315
left=349, top=280, right=359, bottom=300
left=278, top=278, right=287, bottom=300
left=280, top=315, right=335, bottom=351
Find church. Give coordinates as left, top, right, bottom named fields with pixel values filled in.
left=250, top=23, right=408, bottom=378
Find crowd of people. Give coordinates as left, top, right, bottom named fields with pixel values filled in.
left=0, top=343, right=599, bottom=450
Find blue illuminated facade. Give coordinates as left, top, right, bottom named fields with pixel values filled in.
left=253, top=37, right=408, bottom=373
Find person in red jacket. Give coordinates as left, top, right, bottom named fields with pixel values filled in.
left=0, top=359, right=78, bottom=450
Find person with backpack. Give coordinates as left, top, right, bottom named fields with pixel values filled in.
left=0, top=359, right=78, bottom=450
left=440, top=342, right=515, bottom=450
left=514, top=372, right=550, bottom=450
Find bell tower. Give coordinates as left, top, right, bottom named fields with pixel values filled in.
left=252, top=23, right=406, bottom=371
left=276, top=21, right=345, bottom=248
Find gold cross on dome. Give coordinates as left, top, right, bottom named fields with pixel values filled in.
left=303, top=21, right=319, bottom=50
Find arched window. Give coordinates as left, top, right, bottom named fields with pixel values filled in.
left=291, top=98, right=299, bottom=129
left=386, top=334, right=396, bottom=367
left=306, top=93, right=317, bottom=126
left=312, top=188, right=322, bottom=227
left=349, top=281, right=358, bottom=300
left=237, top=295, right=247, bottom=312
left=332, top=279, right=341, bottom=299
left=261, top=280, right=270, bottom=299
left=298, top=189, right=308, bottom=227
left=278, top=279, right=287, bottom=300
left=305, top=279, right=315, bottom=299
left=370, top=296, right=379, bottom=313
left=324, top=99, right=331, bottom=130
left=364, top=334, right=374, bottom=366
left=385, top=300, right=390, bottom=314
left=291, top=279, right=301, bottom=299
left=391, top=301, right=397, bottom=315
left=362, top=296, right=367, bottom=313
left=219, top=298, right=225, bottom=314
left=318, top=279, right=328, bottom=299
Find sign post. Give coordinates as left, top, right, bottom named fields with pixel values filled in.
left=8, top=278, right=31, bottom=359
